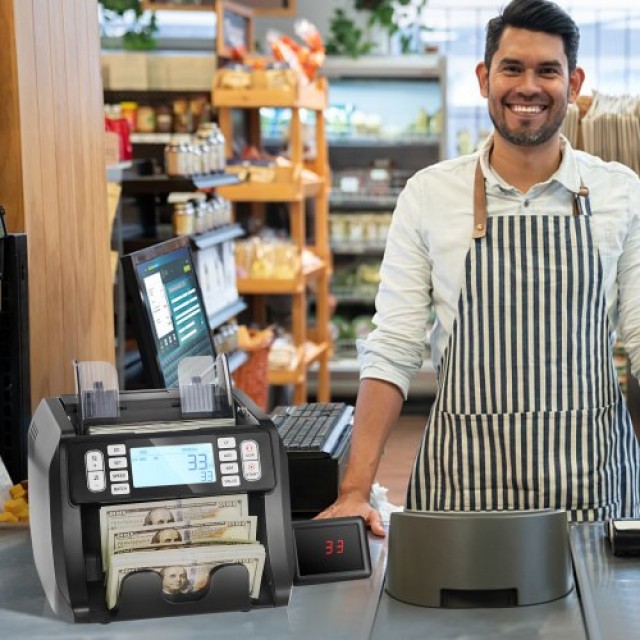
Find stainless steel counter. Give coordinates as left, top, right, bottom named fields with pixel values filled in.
left=2, top=523, right=639, bottom=639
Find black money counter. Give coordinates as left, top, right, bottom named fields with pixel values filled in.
left=27, top=358, right=294, bottom=623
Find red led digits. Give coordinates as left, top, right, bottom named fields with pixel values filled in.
left=324, top=539, right=345, bottom=555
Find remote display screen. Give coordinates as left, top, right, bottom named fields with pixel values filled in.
left=130, top=443, right=216, bottom=488
left=295, top=522, right=364, bottom=576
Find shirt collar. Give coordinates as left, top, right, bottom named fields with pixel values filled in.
left=478, top=133, right=583, bottom=194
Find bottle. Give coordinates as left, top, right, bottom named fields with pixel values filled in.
left=120, top=101, right=138, bottom=133
left=165, top=137, right=191, bottom=176
left=212, top=123, right=227, bottom=173
left=173, top=202, right=195, bottom=236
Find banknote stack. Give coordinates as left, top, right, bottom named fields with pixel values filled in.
left=100, top=494, right=265, bottom=609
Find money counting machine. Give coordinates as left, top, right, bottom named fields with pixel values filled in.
left=28, top=358, right=294, bottom=623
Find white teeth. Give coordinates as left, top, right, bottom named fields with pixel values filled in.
left=511, top=105, right=544, bottom=114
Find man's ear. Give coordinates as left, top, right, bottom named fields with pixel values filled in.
left=476, top=62, right=489, bottom=99
left=568, top=66, right=585, bottom=104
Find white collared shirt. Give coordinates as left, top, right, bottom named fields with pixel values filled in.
left=358, top=134, right=640, bottom=398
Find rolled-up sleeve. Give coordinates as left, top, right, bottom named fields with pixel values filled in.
left=358, top=174, right=432, bottom=398
left=617, top=175, right=640, bottom=379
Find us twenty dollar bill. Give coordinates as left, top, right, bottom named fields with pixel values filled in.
left=106, top=543, right=266, bottom=609
left=106, top=516, right=258, bottom=568
left=99, top=495, right=249, bottom=563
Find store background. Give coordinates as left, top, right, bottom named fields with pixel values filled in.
left=133, top=0, right=640, bottom=159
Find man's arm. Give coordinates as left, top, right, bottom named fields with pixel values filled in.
left=316, top=378, right=404, bottom=537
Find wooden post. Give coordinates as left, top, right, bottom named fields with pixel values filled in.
left=0, top=0, right=114, bottom=407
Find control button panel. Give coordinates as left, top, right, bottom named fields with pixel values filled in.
left=217, top=438, right=262, bottom=483
left=71, top=430, right=275, bottom=504
left=84, top=444, right=129, bottom=495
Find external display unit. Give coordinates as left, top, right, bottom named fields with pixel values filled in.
left=122, top=237, right=216, bottom=389
left=292, top=517, right=371, bottom=585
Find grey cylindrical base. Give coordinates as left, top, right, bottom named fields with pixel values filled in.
left=385, top=510, right=573, bottom=608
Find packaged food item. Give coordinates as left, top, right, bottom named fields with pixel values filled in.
left=136, top=105, right=156, bottom=133
left=120, top=101, right=138, bottom=133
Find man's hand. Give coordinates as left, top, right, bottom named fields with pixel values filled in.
left=315, top=493, right=386, bottom=538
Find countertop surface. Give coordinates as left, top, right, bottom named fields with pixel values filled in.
left=2, top=523, right=640, bottom=639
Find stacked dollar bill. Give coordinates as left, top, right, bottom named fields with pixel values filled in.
left=100, top=495, right=265, bottom=609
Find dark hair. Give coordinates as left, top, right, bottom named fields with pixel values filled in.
left=485, top=0, right=580, bottom=71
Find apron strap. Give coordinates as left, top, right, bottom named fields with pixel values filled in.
left=573, top=185, right=591, bottom=217
left=473, top=160, right=592, bottom=239
left=473, top=161, right=487, bottom=239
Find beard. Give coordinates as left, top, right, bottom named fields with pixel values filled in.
left=488, top=89, right=569, bottom=147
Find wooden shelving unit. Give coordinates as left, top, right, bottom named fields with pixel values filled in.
left=213, top=74, right=331, bottom=404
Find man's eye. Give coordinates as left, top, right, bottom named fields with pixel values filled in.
left=502, top=65, right=521, bottom=74
left=540, top=67, right=560, bottom=76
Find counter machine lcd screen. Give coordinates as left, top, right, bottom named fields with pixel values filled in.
left=130, top=443, right=216, bottom=488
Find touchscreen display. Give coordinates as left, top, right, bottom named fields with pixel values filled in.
left=130, top=443, right=216, bottom=488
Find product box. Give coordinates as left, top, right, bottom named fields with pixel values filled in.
left=101, top=52, right=149, bottom=90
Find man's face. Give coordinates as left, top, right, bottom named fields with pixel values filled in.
left=157, top=529, right=181, bottom=544
left=162, top=566, right=188, bottom=593
left=476, top=27, right=584, bottom=147
left=147, top=508, right=174, bottom=525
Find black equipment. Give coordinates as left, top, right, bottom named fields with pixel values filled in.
left=271, top=402, right=353, bottom=518
left=0, top=205, right=30, bottom=482
left=28, top=384, right=294, bottom=623
left=121, top=236, right=216, bottom=389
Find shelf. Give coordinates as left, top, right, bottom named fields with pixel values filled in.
left=333, top=293, right=377, bottom=304
left=328, top=136, right=440, bottom=147
left=141, top=2, right=214, bottom=11
left=330, top=242, right=386, bottom=255
left=329, top=195, right=399, bottom=210
left=267, top=341, right=329, bottom=386
left=213, top=77, right=327, bottom=111
left=191, top=223, right=244, bottom=250
left=121, top=172, right=242, bottom=195
left=237, top=260, right=326, bottom=295
left=207, top=297, right=247, bottom=330
left=217, top=173, right=324, bottom=202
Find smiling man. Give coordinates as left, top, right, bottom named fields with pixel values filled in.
left=319, top=0, right=640, bottom=535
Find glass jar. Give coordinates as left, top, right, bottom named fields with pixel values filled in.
left=194, top=199, right=208, bottom=234
left=155, top=104, right=172, bottom=133
left=173, top=202, right=195, bottom=236
left=135, top=105, right=156, bottom=133
left=165, top=138, right=191, bottom=176
left=212, top=123, right=226, bottom=173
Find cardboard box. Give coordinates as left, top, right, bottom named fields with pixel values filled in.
left=101, top=52, right=148, bottom=90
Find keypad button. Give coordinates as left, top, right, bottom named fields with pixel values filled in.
left=107, top=444, right=126, bottom=456
left=85, top=450, right=104, bottom=472
left=110, top=470, right=129, bottom=482
left=87, top=470, right=106, bottom=493
left=220, top=462, right=239, bottom=475
left=242, top=460, right=262, bottom=481
left=111, top=483, right=130, bottom=495
left=218, top=437, right=237, bottom=449
left=222, top=475, right=241, bottom=487
left=240, top=440, right=259, bottom=460
left=219, top=450, right=238, bottom=462
left=108, top=457, right=128, bottom=470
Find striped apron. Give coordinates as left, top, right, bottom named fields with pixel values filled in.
left=407, top=161, right=640, bottom=521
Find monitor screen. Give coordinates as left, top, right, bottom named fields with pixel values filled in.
left=122, top=237, right=216, bottom=389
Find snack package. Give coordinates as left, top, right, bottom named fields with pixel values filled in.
left=267, top=20, right=325, bottom=83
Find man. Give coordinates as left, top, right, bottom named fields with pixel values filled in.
left=319, top=0, right=640, bottom=536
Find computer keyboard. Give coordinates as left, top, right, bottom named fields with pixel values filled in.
left=271, top=402, right=354, bottom=455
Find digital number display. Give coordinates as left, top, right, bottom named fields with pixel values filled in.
left=294, top=522, right=364, bottom=577
left=130, top=443, right=216, bottom=488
